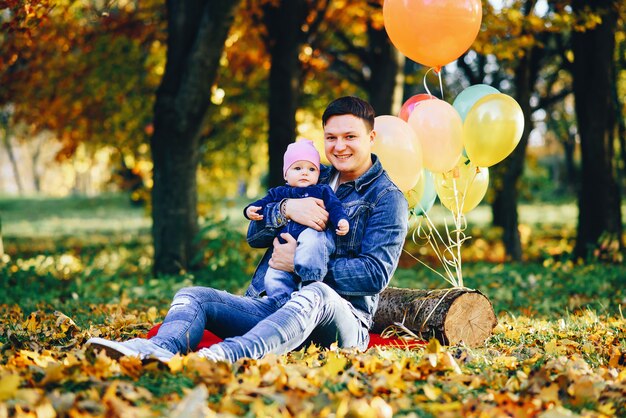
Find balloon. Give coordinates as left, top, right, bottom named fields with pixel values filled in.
left=408, top=100, right=463, bottom=174
left=452, top=84, right=500, bottom=121
left=463, top=93, right=524, bottom=167
left=435, top=158, right=489, bottom=214
left=372, top=115, right=423, bottom=192
left=398, top=94, right=437, bottom=122
left=383, top=0, right=482, bottom=68
left=405, top=170, right=437, bottom=216
left=404, top=175, right=425, bottom=209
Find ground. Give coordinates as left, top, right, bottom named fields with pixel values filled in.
left=0, top=195, right=624, bottom=417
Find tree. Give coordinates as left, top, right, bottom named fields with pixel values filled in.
left=571, top=0, right=622, bottom=259
left=461, top=0, right=573, bottom=260
left=150, top=0, right=242, bottom=274
left=317, top=0, right=404, bottom=116
left=260, top=0, right=329, bottom=188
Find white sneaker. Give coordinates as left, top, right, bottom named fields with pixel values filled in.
left=196, top=345, right=228, bottom=362
left=86, top=337, right=175, bottom=362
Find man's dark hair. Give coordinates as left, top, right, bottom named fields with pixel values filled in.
left=322, top=96, right=375, bottom=131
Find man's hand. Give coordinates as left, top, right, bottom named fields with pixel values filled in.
left=336, top=219, right=350, bottom=236
left=285, top=198, right=328, bottom=231
left=269, top=233, right=297, bottom=272
left=246, top=206, right=264, bottom=221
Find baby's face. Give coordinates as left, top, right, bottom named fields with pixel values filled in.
left=284, top=160, right=320, bottom=187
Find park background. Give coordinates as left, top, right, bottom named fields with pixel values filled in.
left=0, top=0, right=625, bottom=417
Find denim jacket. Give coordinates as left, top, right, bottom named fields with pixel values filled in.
left=244, top=155, right=408, bottom=328
left=243, top=184, right=348, bottom=242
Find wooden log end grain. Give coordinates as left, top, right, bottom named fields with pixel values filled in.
left=373, top=287, right=498, bottom=348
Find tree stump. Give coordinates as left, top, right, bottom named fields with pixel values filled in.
left=372, top=287, right=497, bottom=347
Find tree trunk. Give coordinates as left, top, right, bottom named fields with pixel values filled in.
left=373, top=287, right=497, bottom=347
left=563, top=134, right=578, bottom=195
left=151, top=0, right=240, bottom=275
left=264, top=0, right=309, bottom=188
left=0, top=216, right=4, bottom=258
left=31, top=135, right=44, bottom=193
left=366, top=22, right=404, bottom=116
left=0, top=118, right=23, bottom=195
left=571, top=0, right=622, bottom=259
left=491, top=52, right=534, bottom=261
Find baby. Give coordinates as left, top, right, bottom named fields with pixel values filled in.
left=245, top=140, right=349, bottom=304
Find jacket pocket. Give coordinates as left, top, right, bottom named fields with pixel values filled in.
left=335, top=201, right=372, bottom=256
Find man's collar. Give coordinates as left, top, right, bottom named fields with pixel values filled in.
left=320, top=154, right=383, bottom=192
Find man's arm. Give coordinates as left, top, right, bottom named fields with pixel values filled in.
left=324, top=189, right=408, bottom=295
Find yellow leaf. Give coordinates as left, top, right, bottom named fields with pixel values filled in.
left=422, top=383, right=441, bottom=401
left=167, top=354, right=184, bottom=373
left=493, top=356, right=519, bottom=370
left=608, top=346, right=621, bottom=368
left=0, top=374, right=20, bottom=401
left=322, top=352, right=347, bottom=376
left=597, top=402, right=615, bottom=416
left=347, top=378, right=365, bottom=397
left=424, top=401, right=462, bottom=413
left=425, top=338, right=441, bottom=354
left=370, top=397, right=393, bottom=418
left=40, top=363, right=66, bottom=386
left=545, top=339, right=562, bottom=355
left=147, top=306, right=158, bottom=323
left=539, top=383, right=560, bottom=403
left=568, top=378, right=602, bottom=405
left=23, top=312, right=41, bottom=333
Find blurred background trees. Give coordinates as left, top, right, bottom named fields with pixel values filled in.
left=1, top=0, right=625, bottom=274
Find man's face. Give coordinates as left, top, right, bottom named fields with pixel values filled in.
left=284, top=160, right=320, bottom=187
left=324, top=114, right=375, bottom=182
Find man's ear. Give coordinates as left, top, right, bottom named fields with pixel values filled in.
left=369, top=129, right=376, bottom=143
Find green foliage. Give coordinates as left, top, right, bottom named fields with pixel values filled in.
left=192, top=217, right=261, bottom=290
left=392, top=261, right=625, bottom=317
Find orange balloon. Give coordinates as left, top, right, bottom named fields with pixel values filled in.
left=383, top=0, right=482, bottom=68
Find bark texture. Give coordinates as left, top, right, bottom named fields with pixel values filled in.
left=571, top=0, right=622, bottom=258
left=373, top=287, right=497, bottom=347
left=151, top=0, right=240, bottom=275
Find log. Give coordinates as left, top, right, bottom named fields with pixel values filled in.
left=372, top=287, right=498, bottom=347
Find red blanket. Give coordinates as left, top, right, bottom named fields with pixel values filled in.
left=147, top=324, right=424, bottom=350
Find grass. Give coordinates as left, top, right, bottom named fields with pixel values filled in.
left=0, top=194, right=623, bottom=318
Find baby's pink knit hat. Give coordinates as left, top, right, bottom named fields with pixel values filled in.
left=283, top=140, right=321, bottom=177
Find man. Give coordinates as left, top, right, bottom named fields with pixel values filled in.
left=86, top=96, right=408, bottom=362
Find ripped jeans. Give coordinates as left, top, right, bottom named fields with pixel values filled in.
left=265, top=228, right=336, bottom=304
left=149, top=282, right=370, bottom=362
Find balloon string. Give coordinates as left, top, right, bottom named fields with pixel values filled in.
left=422, top=67, right=445, bottom=100
left=423, top=67, right=434, bottom=97
left=438, top=69, right=444, bottom=101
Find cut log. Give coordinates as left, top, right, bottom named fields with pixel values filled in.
left=372, top=287, right=497, bottom=347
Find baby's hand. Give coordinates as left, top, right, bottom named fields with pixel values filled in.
left=336, top=219, right=349, bottom=236
left=246, top=206, right=264, bottom=221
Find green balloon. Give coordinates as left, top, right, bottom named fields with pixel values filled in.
left=453, top=84, right=500, bottom=121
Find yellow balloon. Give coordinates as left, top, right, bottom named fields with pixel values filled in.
left=373, top=115, right=423, bottom=192
left=463, top=93, right=524, bottom=167
left=435, top=158, right=489, bottom=214
left=408, top=100, right=463, bottom=173
left=404, top=172, right=425, bottom=209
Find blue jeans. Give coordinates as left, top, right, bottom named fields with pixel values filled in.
left=265, top=228, right=335, bottom=304
left=150, top=282, right=369, bottom=361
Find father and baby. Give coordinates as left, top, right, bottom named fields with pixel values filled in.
left=86, top=96, right=409, bottom=362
